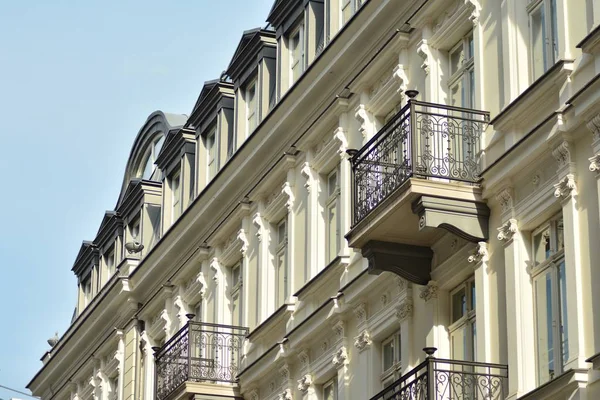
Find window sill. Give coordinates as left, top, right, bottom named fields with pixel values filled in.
left=517, top=369, right=588, bottom=400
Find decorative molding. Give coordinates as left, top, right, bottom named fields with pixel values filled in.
left=181, top=272, right=206, bottom=306
left=298, top=349, right=310, bottom=370
left=353, top=303, right=367, bottom=324
left=297, top=375, right=313, bottom=392
left=210, top=258, right=220, bottom=283
left=419, top=281, right=438, bottom=302
left=280, top=389, right=293, bottom=400
left=252, top=213, right=264, bottom=242
left=355, top=104, right=370, bottom=139
left=417, top=40, right=431, bottom=75
left=554, top=174, right=577, bottom=198
left=590, top=154, right=600, bottom=172
left=248, top=389, right=259, bottom=400
left=552, top=140, right=572, bottom=168
left=496, top=187, right=514, bottom=213
left=354, top=330, right=372, bottom=352
left=395, top=299, right=413, bottom=321
left=587, top=114, right=600, bottom=140
left=282, top=182, right=295, bottom=212
left=467, top=0, right=481, bottom=25
left=468, top=242, right=489, bottom=264
left=332, top=346, right=349, bottom=368
left=393, top=64, right=409, bottom=99
left=238, top=229, right=249, bottom=256
left=279, top=363, right=290, bottom=383
left=300, top=162, right=314, bottom=192
left=497, top=219, right=518, bottom=242
left=332, top=320, right=346, bottom=340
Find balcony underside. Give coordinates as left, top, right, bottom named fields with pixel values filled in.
left=346, top=178, right=489, bottom=285
left=164, top=381, right=240, bottom=400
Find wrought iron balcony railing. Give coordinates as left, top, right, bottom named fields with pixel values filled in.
left=349, top=98, right=490, bottom=225
left=370, top=349, right=508, bottom=400
left=154, top=321, right=248, bottom=400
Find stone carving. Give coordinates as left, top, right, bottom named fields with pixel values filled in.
left=353, top=303, right=367, bottom=324
left=587, top=114, right=600, bottom=140
left=210, top=258, right=220, bottom=283
left=393, top=64, right=409, bottom=99
left=468, top=242, right=489, bottom=264
left=298, top=350, right=310, bottom=370
left=280, top=389, right=292, bottom=400
left=252, top=213, right=264, bottom=242
left=332, top=346, right=349, bottom=368
left=237, top=229, right=249, bottom=256
left=279, top=363, right=290, bottom=382
left=300, top=162, right=314, bottom=192
left=554, top=174, right=577, bottom=198
left=532, top=174, right=540, bottom=186
left=248, top=389, right=259, bottom=400
left=496, top=188, right=513, bottom=213
left=297, top=375, right=313, bottom=392
left=552, top=141, right=572, bottom=168
left=333, top=127, right=348, bottom=155
left=332, top=320, right=345, bottom=339
left=467, top=0, right=481, bottom=25
left=590, top=154, right=600, bottom=172
left=354, top=330, right=372, bottom=351
left=417, top=40, right=432, bottom=75
left=419, top=281, right=438, bottom=302
left=282, top=182, right=295, bottom=212
left=396, top=299, right=414, bottom=321
left=355, top=104, right=370, bottom=138
left=497, top=219, right=518, bottom=242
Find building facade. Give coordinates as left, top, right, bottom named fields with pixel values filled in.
left=27, top=0, right=600, bottom=399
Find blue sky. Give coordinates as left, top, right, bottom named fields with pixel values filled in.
left=0, top=0, right=274, bottom=396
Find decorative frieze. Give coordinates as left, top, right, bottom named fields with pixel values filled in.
left=554, top=174, right=577, bottom=198
left=298, top=349, right=310, bottom=371
left=297, top=375, right=313, bottom=392
left=468, top=242, right=489, bottom=264
left=419, top=281, right=438, bottom=302
left=552, top=140, right=572, bottom=168
left=332, top=320, right=346, bottom=340
left=395, top=299, right=414, bottom=321
left=497, top=219, right=518, bottom=242
left=332, top=346, right=349, bottom=368
left=354, top=331, right=372, bottom=352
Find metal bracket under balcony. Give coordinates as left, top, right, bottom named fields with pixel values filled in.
left=154, top=321, right=248, bottom=400
left=369, top=349, right=508, bottom=400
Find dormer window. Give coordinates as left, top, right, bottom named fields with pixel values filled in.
left=341, top=0, right=353, bottom=25
left=170, top=169, right=181, bottom=223
left=130, top=217, right=140, bottom=241
left=141, top=135, right=165, bottom=180
left=82, top=276, right=92, bottom=307
left=289, top=24, right=305, bottom=84
left=105, top=248, right=115, bottom=277
left=246, top=80, right=258, bottom=134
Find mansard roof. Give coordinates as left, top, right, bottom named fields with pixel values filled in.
left=226, top=28, right=276, bottom=84
left=266, top=0, right=303, bottom=29
left=117, top=111, right=187, bottom=207
left=188, top=78, right=234, bottom=131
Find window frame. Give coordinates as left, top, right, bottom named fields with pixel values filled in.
left=527, top=0, right=558, bottom=81
left=448, top=33, right=475, bottom=109
left=170, top=168, right=182, bottom=223
left=246, top=79, right=258, bottom=136
left=206, top=125, right=218, bottom=181
left=140, top=135, right=165, bottom=180
left=323, top=376, right=338, bottom=400
left=326, top=167, right=341, bottom=263
left=449, top=277, right=477, bottom=362
left=105, top=246, right=116, bottom=278
left=230, top=262, right=243, bottom=326
left=530, top=214, right=568, bottom=385
left=381, top=331, right=402, bottom=389
left=341, top=0, right=354, bottom=26
left=276, top=218, right=288, bottom=307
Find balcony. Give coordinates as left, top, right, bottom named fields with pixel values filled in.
left=346, top=97, right=490, bottom=284
left=371, top=349, right=508, bottom=400
left=154, top=321, right=248, bottom=400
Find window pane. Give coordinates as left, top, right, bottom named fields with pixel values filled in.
left=452, top=288, right=467, bottom=322
left=556, top=217, right=564, bottom=251
left=535, top=270, right=555, bottom=384
left=471, top=321, right=477, bottom=362
left=558, top=260, right=569, bottom=369
left=383, top=340, right=395, bottom=371
left=450, top=47, right=463, bottom=76
left=531, top=4, right=546, bottom=79
left=324, top=379, right=337, bottom=400
left=278, top=220, right=287, bottom=244
left=328, top=171, right=338, bottom=197
left=277, top=252, right=286, bottom=306
left=450, top=325, right=467, bottom=361
left=470, top=281, right=476, bottom=311
left=468, top=68, right=475, bottom=108
left=450, top=80, right=463, bottom=107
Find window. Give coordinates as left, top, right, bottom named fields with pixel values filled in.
left=170, top=169, right=181, bottom=223
left=528, top=0, right=558, bottom=80
left=341, top=0, right=353, bottom=25
left=246, top=80, right=258, bottom=134
left=531, top=215, right=567, bottom=385
left=381, top=331, right=402, bottom=389
left=289, top=24, right=304, bottom=84
left=207, top=127, right=218, bottom=180
left=193, top=301, right=203, bottom=322
left=129, top=216, right=141, bottom=243
left=108, top=376, right=119, bottom=400
left=141, top=135, right=165, bottom=180
left=105, top=247, right=115, bottom=278
left=276, top=219, right=288, bottom=307
left=231, top=263, right=242, bottom=326
left=449, top=34, right=475, bottom=109
left=450, top=278, right=477, bottom=362
left=82, top=275, right=92, bottom=308
left=326, top=168, right=340, bottom=263
left=323, top=376, right=338, bottom=400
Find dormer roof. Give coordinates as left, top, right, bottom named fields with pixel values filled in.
left=155, top=127, right=196, bottom=171
left=71, top=241, right=99, bottom=278
left=266, top=0, right=303, bottom=29
left=226, top=28, right=277, bottom=85
left=95, top=211, right=123, bottom=250
left=187, top=78, right=235, bottom=132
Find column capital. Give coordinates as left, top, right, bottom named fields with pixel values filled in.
left=395, top=298, right=414, bottom=321
left=497, top=219, right=518, bottom=242
left=419, top=280, right=438, bottom=302
left=496, top=187, right=514, bottom=213
left=332, top=346, right=349, bottom=368
left=354, top=330, right=372, bottom=352
left=297, top=374, right=313, bottom=392
left=554, top=174, right=577, bottom=199
left=468, top=242, right=489, bottom=264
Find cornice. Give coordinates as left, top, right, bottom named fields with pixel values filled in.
left=71, top=241, right=99, bottom=278
left=116, top=179, right=162, bottom=220
left=266, top=0, right=303, bottom=29
left=188, top=79, right=235, bottom=130
left=227, top=29, right=277, bottom=85
left=155, top=128, right=196, bottom=170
